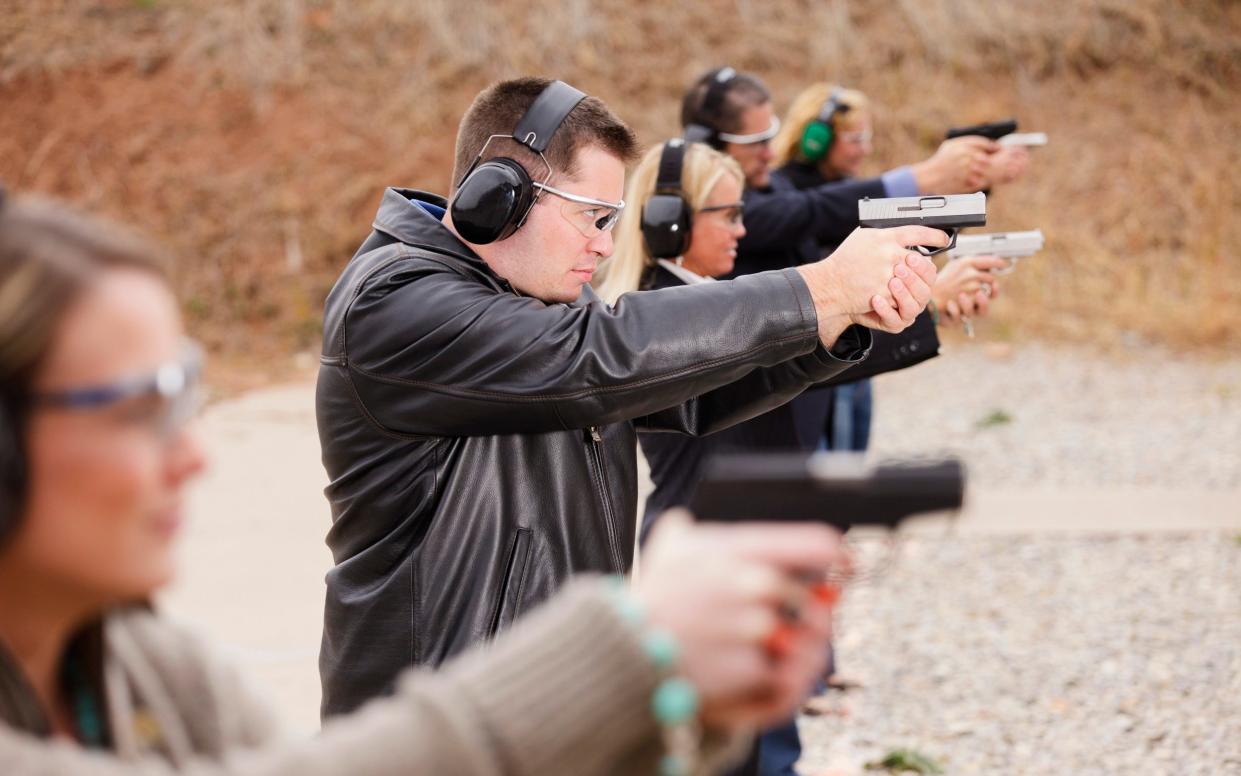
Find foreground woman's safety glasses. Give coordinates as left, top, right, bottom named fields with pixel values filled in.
left=31, top=338, right=204, bottom=442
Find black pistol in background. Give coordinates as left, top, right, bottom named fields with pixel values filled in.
left=858, top=192, right=987, bottom=256
left=946, top=118, right=1017, bottom=141
left=949, top=229, right=1045, bottom=275
left=689, top=453, right=965, bottom=532
left=947, top=118, right=1047, bottom=147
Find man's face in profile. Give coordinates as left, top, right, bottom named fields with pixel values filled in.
left=496, top=145, right=626, bottom=304
left=724, top=102, right=778, bottom=190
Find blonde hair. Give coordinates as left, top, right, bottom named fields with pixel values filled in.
left=593, top=142, right=743, bottom=304
left=771, top=84, right=870, bottom=169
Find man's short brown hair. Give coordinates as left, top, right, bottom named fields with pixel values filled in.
left=450, top=77, right=640, bottom=193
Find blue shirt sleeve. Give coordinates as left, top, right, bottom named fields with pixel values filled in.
left=881, top=166, right=920, bottom=197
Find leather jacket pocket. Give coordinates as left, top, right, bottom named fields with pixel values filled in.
left=489, top=527, right=533, bottom=637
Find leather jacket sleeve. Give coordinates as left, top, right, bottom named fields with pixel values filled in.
left=812, top=309, right=939, bottom=387
left=636, top=325, right=871, bottom=436
left=339, top=259, right=831, bottom=436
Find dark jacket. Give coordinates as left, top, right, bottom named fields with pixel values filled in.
left=638, top=265, right=802, bottom=537
left=727, top=171, right=885, bottom=279
left=750, top=164, right=941, bottom=447
left=316, top=188, right=871, bottom=717
left=765, top=161, right=942, bottom=385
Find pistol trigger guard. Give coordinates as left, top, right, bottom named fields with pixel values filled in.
left=912, top=227, right=958, bottom=257
left=992, top=256, right=1018, bottom=276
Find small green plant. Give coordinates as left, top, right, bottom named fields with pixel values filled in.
left=865, top=748, right=945, bottom=774
left=976, top=408, right=1014, bottom=429
left=1233, top=533, right=1241, bottom=546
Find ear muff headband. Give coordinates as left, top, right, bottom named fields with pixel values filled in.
left=684, top=67, right=737, bottom=150
left=640, top=139, right=693, bottom=260
left=800, top=88, right=851, bottom=162
left=449, top=80, right=588, bottom=245
left=512, top=82, right=587, bottom=153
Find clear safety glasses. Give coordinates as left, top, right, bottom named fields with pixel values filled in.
left=717, top=116, right=782, bottom=146
left=837, top=129, right=874, bottom=146
left=31, top=338, right=205, bottom=443
left=698, top=201, right=745, bottom=226
left=532, top=181, right=625, bottom=238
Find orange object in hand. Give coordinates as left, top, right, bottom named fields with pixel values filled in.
left=811, top=582, right=841, bottom=607
left=762, top=623, right=797, bottom=658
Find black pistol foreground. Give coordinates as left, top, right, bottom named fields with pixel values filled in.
left=690, top=453, right=965, bottom=530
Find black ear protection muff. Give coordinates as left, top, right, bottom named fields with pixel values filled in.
left=0, top=392, right=24, bottom=545
left=683, top=67, right=737, bottom=150
left=640, top=139, right=693, bottom=260
left=800, top=87, right=850, bottom=162
left=0, top=185, right=19, bottom=544
left=449, top=80, right=587, bottom=245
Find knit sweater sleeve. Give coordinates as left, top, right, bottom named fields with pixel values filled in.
left=0, top=581, right=747, bottom=776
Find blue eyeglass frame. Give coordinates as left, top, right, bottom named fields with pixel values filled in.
left=29, top=339, right=204, bottom=437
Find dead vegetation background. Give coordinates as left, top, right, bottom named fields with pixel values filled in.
left=2, top=0, right=1239, bottom=379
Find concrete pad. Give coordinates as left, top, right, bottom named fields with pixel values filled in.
left=158, top=380, right=331, bottom=736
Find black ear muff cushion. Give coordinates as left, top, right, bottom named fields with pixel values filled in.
left=450, top=158, right=535, bottom=245
left=0, top=398, right=25, bottom=544
left=641, top=194, right=693, bottom=260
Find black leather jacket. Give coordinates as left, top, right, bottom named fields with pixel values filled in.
left=315, top=188, right=871, bottom=717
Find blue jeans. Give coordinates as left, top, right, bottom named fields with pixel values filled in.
left=827, top=378, right=873, bottom=452
left=757, top=718, right=801, bottom=775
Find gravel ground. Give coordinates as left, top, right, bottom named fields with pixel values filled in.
left=791, top=343, right=1241, bottom=775
left=865, top=343, right=1241, bottom=490
left=798, top=534, right=1241, bottom=776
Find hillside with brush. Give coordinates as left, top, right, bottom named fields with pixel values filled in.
left=2, top=0, right=1239, bottom=374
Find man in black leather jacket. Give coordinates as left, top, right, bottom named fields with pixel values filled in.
left=315, top=77, right=943, bottom=717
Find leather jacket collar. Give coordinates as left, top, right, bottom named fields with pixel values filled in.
left=371, top=188, right=495, bottom=276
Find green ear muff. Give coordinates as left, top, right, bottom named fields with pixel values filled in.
left=800, top=87, right=849, bottom=162
left=800, top=120, right=834, bottom=161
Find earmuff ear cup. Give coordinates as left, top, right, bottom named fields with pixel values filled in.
left=449, top=158, right=536, bottom=245
left=0, top=397, right=25, bottom=545
left=800, top=120, right=834, bottom=161
left=683, top=123, right=720, bottom=150
left=641, top=193, right=693, bottom=260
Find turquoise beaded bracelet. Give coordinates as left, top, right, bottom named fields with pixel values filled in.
left=607, top=577, right=702, bottom=776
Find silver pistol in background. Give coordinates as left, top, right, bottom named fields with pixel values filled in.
left=949, top=229, right=1045, bottom=275
left=947, top=229, right=1045, bottom=339
left=997, top=132, right=1048, bottom=147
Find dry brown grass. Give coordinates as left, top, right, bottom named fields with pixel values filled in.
left=2, top=0, right=1239, bottom=373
